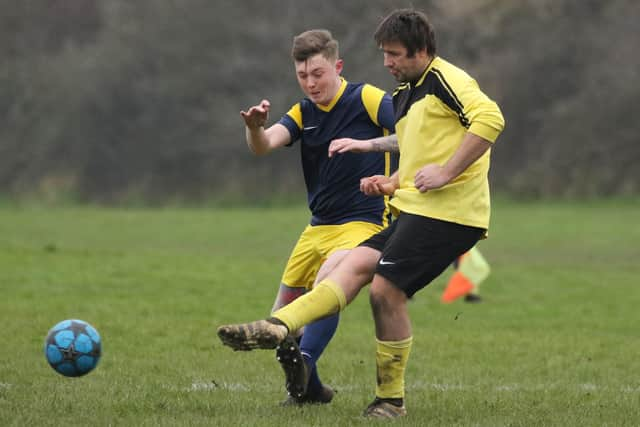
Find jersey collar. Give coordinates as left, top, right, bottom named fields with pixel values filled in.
left=316, top=77, right=347, bottom=112
left=413, top=56, right=438, bottom=88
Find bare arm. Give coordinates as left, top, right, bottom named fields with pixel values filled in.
left=328, top=134, right=398, bottom=157
left=240, top=99, right=291, bottom=155
left=414, top=132, right=492, bottom=192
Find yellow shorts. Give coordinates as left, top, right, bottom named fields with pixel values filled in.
left=281, top=221, right=384, bottom=290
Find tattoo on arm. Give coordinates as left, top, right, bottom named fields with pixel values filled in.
left=371, top=138, right=399, bottom=153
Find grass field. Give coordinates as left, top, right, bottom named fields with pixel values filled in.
left=1, top=199, right=639, bottom=426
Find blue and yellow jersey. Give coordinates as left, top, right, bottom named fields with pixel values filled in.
left=278, top=78, right=396, bottom=226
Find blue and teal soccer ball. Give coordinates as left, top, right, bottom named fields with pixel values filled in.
left=44, top=319, right=102, bottom=377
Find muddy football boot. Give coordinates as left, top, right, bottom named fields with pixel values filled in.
left=281, top=383, right=336, bottom=406
left=217, top=319, right=288, bottom=351
left=275, top=335, right=308, bottom=399
left=363, top=398, right=407, bottom=418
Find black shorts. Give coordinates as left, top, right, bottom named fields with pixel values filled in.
left=359, top=212, right=485, bottom=297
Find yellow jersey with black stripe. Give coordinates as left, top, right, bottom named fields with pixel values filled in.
left=278, top=78, right=397, bottom=226
left=390, top=57, right=505, bottom=229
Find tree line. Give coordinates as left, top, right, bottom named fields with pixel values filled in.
left=1, top=0, right=638, bottom=204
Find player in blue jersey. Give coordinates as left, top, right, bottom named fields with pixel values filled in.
left=238, top=29, right=396, bottom=405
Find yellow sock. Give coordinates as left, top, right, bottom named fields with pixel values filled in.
left=375, top=337, right=413, bottom=399
left=273, top=279, right=347, bottom=332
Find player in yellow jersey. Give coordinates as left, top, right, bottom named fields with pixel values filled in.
left=219, top=10, right=504, bottom=418
left=237, top=29, right=396, bottom=405
left=329, top=137, right=491, bottom=304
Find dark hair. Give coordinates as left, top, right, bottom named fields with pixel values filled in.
left=374, top=9, right=436, bottom=57
left=291, top=29, right=339, bottom=62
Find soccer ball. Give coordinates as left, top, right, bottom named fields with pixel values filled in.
left=44, top=319, right=102, bottom=377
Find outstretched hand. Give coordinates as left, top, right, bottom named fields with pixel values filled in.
left=360, top=175, right=396, bottom=196
left=240, top=100, right=271, bottom=129
left=328, top=138, right=371, bottom=157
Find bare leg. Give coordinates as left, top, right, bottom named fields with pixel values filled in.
left=271, top=284, right=306, bottom=337
left=369, top=275, right=411, bottom=341
left=271, top=283, right=306, bottom=312
left=270, top=247, right=349, bottom=335
left=365, top=275, right=412, bottom=418
left=314, top=249, right=350, bottom=285
left=217, top=246, right=381, bottom=350
left=327, top=246, right=380, bottom=303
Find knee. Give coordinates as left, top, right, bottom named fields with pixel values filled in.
left=369, top=280, right=391, bottom=316
left=344, top=246, right=379, bottom=278
left=369, top=282, right=386, bottom=307
left=369, top=278, right=407, bottom=314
